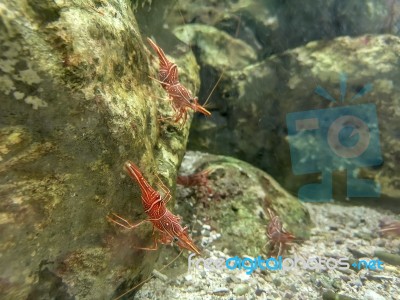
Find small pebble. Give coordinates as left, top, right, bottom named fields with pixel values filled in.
left=284, top=292, right=293, bottom=299
left=348, top=222, right=358, bottom=229
left=374, top=250, right=400, bottom=266
left=271, top=292, right=280, bottom=298
left=290, top=284, right=298, bottom=292
left=331, top=278, right=341, bottom=289
left=235, top=272, right=251, bottom=282
left=364, top=290, right=386, bottom=300
left=152, top=270, right=168, bottom=282
left=340, top=275, right=350, bottom=282
left=376, top=240, right=385, bottom=247
left=366, top=274, right=396, bottom=281
left=255, top=288, right=267, bottom=296
left=212, top=287, right=229, bottom=295
left=349, top=280, right=362, bottom=288
left=233, top=284, right=249, bottom=296
left=184, top=280, right=191, bottom=286
left=203, top=224, right=211, bottom=230
left=347, top=247, right=368, bottom=258
left=184, top=274, right=193, bottom=282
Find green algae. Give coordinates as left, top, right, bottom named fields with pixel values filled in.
left=176, top=152, right=312, bottom=257
left=0, top=0, right=199, bottom=298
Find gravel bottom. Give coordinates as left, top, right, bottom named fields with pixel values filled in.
left=134, top=203, right=399, bottom=300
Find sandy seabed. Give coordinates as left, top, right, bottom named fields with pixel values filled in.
left=133, top=202, right=399, bottom=300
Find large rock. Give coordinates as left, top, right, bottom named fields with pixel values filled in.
left=0, top=0, right=199, bottom=298
left=175, top=151, right=312, bottom=257
left=169, top=0, right=398, bottom=57
left=188, top=34, right=400, bottom=206
left=166, top=0, right=399, bottom=206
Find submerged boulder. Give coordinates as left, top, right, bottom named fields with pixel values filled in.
left=165, top=0, right=399, bottom=207
left=0, top=0, right=198, bottom=298
left=169, top=0, right=398, bottom=57
left=174, top=151, right=312, bottom=257
left=188, top=34, right=400, bottom=207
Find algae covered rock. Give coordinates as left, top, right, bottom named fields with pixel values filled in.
left=175, top=151, right=312, bottom=257
left=172, top=23, right=257, bottom=121
left=166, top=0, right=400, bottom=206
left=169, top=0, right=398, bottom=57
left=0, top=0, right=199, bottom=298
left=189, top=34, right=400, bottom=207
left=168, top=0, right=399, bottom=209
left=173, top=24, right=257, bottom=72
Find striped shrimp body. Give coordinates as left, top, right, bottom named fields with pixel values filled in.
left=265, top=209, right=295, bottom=257
left=147, top=37, right=179, bottom=88
left=108, top=161, right=200, bottom=255
left=165, top=81, right=211, bottom=123
left=146, top=38, right=210, bottom=124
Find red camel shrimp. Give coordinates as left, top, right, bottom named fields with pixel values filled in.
left=164, top=81, right=211, bottom=124
left=147, top=37, right=179, bottom=88
left=177, top=169, right=212, bottom=194
left=265, top=209, right=295, bottom=257
left=107, top=161, right=200, bottom=255
left=146, top=38, right=211, bottom=124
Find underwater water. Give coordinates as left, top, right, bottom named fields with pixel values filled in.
left=1, top=0, right=400, bottom=299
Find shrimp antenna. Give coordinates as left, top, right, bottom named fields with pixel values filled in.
left=202, top=13, right=242, bottom=108
left=202, top=71, right=224, bottom=108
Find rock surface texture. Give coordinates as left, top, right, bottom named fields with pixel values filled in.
left=188, top=34, right=400, bottom=204
left=174, top=151, right=312, bottom=257
left=0, top=0, right=198, bottom=298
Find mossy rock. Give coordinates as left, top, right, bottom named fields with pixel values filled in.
left=175, top=151, right=312, bottom=257
left=188, top=34, right=400, bottom=209
left=0, top=0, right=199, bottom=298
